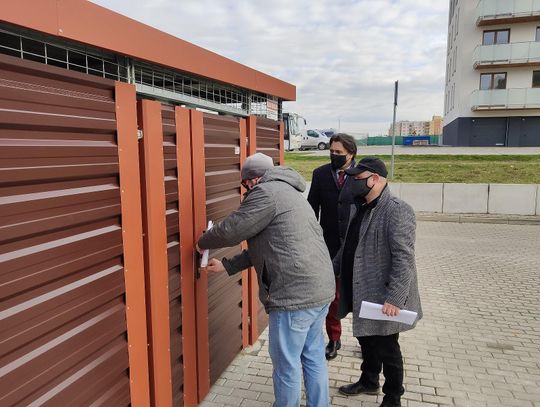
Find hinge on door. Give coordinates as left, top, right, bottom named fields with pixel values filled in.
left=137, top=130, right=144, bottom=140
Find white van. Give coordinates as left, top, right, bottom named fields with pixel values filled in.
left=300, top=129, right=330, bottom=150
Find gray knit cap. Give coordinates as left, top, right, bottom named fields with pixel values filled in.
left=241, top=153, right=274, bottom=180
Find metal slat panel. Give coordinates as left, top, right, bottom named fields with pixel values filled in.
left=0, top=53, right=130, bottom=406
left=253, top=118, right=281, bottom=338
left=161, top=104, right=184, bottom=406
left=175, top=106, right=197, bottom=407
left=202, top=113, right=243, bottom=386
left=256, top=118, right=281, bottom=164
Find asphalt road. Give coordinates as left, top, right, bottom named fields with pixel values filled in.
left=295, top=146, right=540, bottom=156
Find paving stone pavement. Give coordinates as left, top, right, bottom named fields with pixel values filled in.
left=201, top=221, right=540, bottom=407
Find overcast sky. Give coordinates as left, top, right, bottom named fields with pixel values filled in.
left=91, top=0, right=449, bottom=136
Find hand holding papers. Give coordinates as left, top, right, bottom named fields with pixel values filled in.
left=359, top=301, right=417, bottom=325
left=199, top=220, right=213, bottom=268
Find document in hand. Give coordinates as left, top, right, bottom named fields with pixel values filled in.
left=359, top=301, right=418, bottom=325
left=200, top=220, right=213, bottom=268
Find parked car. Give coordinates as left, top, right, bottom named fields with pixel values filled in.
left=300, top=129, right=330, bottom=150
left=318, top=128, right=338, bottom=138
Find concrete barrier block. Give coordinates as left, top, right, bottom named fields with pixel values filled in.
left=388, top=182, right=401, bottom=198
left=537, top=185, right=540, bottom=216
left=443, top=183, right=488, bottom=214
left=304, top=181, right=312, bottom=199
left=401, top=183, right=443, bottom=213
left=488, top=184, right=538, bottom=215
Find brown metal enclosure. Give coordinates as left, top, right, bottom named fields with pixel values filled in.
left=0, top=55, right=149, bottom=406
left=0, top=50, right=285, bottom=406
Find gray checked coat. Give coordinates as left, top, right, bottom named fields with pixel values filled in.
left=198, top=167, right=335, bottom=313
left=334, top=187, right=423, bottom=337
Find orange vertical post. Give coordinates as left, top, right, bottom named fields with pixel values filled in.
left=247, top=116, right=257, bottom=156
left=175, top=107, right=198, bottom=407
left=245, top=116, right=260, bottom=344
left=239, top=118, right=250, bottom=349
left=139, top=100, right=173, bottom=407
left=190, top=110, right=211, bottom=401
left=114, top=82, right=151, bottom=407
left=279, top=120, right=285, bottom=165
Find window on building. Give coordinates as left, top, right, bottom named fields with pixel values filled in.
left=483, top=29, right=510, bottom=45
left=533, top=71, right=540, bottom=87
left=536, top=27, right=540, bottom=42
left=480, top=73, right=507, bottom=90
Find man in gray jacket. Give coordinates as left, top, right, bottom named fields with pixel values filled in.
left=197, top=153, right=335, bottom=407
left=335, top=157, right=422, bottom=407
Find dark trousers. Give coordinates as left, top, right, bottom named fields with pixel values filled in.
left=357, top=333, right=404, bottom=402
left=325, top=277, right=341, bottom=341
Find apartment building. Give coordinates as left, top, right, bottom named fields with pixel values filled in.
left=430, top=115, right=443, bottom=136
left=444, top=0, right=540, bottom=146
left=389, top=116, right=442, bottom=136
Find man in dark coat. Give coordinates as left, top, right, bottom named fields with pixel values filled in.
left=335, top=157, right=423, bottom=407
left=307, top=133, right=357, bottom=359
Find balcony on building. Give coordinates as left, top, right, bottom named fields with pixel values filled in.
left=476, top=0, right=540, bottom=26
left=473, top=41, right=540, bottom=68
left=471, top=88, right=540, bottom=110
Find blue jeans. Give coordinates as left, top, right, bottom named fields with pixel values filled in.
left=268, top=304, right=330, bottom=407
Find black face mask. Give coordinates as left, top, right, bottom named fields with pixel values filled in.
left=330, top=153, right=348, bottom=169
left=350, top=176, right=373, bottom=201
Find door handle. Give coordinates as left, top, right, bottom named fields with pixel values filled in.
left=194, top=251, right=201, bottom=279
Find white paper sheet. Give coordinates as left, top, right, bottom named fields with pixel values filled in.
left=359, top=301, right=418, bottom=326
left=200, top=220, right=213, bottom=268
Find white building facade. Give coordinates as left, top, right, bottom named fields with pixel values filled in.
left=444, top=0, right=540, bottom=146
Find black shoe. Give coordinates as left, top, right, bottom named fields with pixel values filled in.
left=379, top=400, right=401, bottom=407
left=325, top=340, right=341, bottom=360
left=338, top=380, right=380, bottom=396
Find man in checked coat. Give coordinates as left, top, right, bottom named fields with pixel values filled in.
left=334, top=156, right=423, bottom=407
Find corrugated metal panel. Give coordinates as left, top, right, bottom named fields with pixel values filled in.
left=162, top=104, right=184, bottom=406
left=202, top=113, right=243, bottom=385
left=256, top=117, right=281, bottom=164
left=253, top=117, right=281, bottom=336
left=0, top=53, right=131, bottom=406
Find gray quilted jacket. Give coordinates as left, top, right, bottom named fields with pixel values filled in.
left=335, top=187, right=423, bottom=336
left=198, top=167, right=335, bottom=313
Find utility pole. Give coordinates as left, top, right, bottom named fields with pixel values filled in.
left=390, top=80, right=398, bottom=179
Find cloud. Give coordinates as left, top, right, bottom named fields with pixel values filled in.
left=91, top=0, right=448, bottom=135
